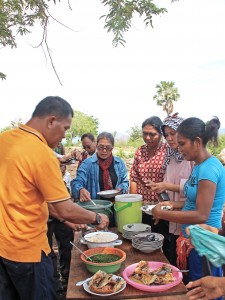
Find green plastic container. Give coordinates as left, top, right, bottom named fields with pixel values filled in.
left=77, top=200, right=113, bottom=219
left=114, top=194, right=143, bottom=233
left=85, top=262, right=122, bottom=274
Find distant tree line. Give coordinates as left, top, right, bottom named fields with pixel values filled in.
left=1, top=79, right=225, bottom=161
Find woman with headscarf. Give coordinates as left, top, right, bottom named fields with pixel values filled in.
left=148, top=113, right=193, bottom=266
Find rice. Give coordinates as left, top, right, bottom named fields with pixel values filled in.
left=86, top=233, right=115, bottom=243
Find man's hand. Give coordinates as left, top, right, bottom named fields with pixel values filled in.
left=64, top=222, right=88, bottom=231
left=186, top=276, right=225, bottom=299
left=69, top=149, right=82, bottom=162
left=95, top=213, right=109, bottom=230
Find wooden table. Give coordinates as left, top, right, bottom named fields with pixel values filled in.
left=66, top=229, right=188, bottom=300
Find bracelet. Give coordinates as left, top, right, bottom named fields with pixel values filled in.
left=60, top=219, right=66, bottom=223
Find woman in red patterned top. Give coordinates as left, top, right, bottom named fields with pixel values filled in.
left=130, top=116, right=170, bottom=259
left=130, top=116, right=167, bottom=205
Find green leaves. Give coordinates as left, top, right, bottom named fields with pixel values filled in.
left=0, top=72, right=6, bottom=80
left=128, top=123, right=142, bottom=142
left=0, top=0, right=61, bottom=83
left=153, top=81, right=180, bottom=116
left=0, top=0, right=50, bottom=48
left=66, top=110, right=99, bottom=145
left=100, top=0, right=167, bottom=47
left=0, top=0, right=173, bottom=81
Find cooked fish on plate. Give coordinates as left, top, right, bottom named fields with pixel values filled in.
left=123, top=260, right=183, bottom=292
left=83, top=270, right=126, bottom=296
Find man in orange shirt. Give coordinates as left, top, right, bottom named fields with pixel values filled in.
left=0, top=96, right=109, bottom=300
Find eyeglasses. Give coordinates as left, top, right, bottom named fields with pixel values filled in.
left=97, top=145, right=113, bottom=151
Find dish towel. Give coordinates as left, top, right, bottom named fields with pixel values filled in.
left=188, top=225, right=225, bottom=267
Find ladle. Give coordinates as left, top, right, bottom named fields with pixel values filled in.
left=70, top=241, right=93, bottom=261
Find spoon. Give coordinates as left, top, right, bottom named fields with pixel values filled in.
left=70, top=241, right=93, bottom=261
left=156, top=269, right=189, bottom=275
left=90, top=199, right=105, bottom=209
left=90, top=199, right=97, bottom=206
left=76, top=276, right=93, bottom=286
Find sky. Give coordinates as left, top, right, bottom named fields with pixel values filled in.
left=1, top=0, right=225, bottom=135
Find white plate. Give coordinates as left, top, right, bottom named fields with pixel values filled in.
left=123, top=223, right=151, bottom=232
left=97, top=189, right=120, bottom=199
left=140, top=205, right=156, bottom=215
left=83, top=275, right=126, bottom=296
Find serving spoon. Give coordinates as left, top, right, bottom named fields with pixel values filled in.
left=70, top=241, right=93, bottom=261
left=156, top=269, right=189, bottom=275
left=90, top=199, right=97, bottom=206
left=76, top=276, right=93, bottom=286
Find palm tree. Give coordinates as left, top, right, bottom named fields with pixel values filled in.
left=153, top=81, right=180, bottom=116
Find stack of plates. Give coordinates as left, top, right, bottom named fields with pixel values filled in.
left=122, top=223, right=151, bottom=240
left=132, top=232, right=164, bottom=253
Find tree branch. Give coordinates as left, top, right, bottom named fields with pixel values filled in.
left=67, top=0, right=72, bottom=11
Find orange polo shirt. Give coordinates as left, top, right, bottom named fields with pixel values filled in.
left=0, top=125, right=70, bottom=262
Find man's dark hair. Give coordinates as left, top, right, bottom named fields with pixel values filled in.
left=81, top=133, right=95, bottom=142
left=32, top=96, right=73, bottom=119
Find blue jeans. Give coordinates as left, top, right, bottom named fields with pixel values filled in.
left=0, top=252, right=58, bottom=300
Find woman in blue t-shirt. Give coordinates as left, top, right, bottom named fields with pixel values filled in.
left=152, top=116, right=225, bottom=288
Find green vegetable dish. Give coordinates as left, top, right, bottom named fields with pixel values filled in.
left=88, top=254, right=121, bottom=263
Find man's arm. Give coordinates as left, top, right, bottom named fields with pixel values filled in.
left=48, top=199, right=109, bottom=229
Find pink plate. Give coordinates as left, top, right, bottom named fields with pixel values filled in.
left=123, top=261, right=183, bottom=292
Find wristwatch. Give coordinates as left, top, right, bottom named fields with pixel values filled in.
left=92, top=213, right=102, bottom=225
